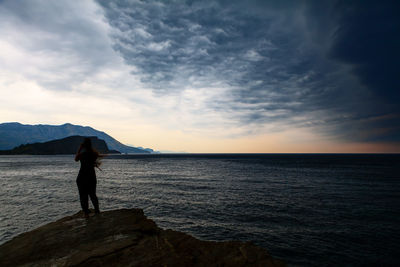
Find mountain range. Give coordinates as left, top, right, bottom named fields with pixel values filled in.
left=0, top=122, right=153, bottom=154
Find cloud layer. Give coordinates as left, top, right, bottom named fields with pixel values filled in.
left=97, top=0, right=399, bottom=142
left=0, top=0, right=399, bottom=151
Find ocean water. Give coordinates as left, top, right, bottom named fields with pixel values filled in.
left=0, top=154, right=399, bottom=266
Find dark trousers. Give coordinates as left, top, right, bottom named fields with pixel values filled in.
left=77, top=179, right=99, bottom=214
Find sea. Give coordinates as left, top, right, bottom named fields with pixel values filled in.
left=0, top=154, right=399, bottom=266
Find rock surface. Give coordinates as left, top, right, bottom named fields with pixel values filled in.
left=0, top=209, right=285, bottom=266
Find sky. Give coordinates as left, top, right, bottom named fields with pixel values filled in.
left=0, top=0, right=399, bottom=153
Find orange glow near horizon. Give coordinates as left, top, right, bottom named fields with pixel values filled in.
left=113, top=127, right=400, bottom=153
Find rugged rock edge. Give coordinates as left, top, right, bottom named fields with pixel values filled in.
left=0, top=208, right=285, bottom=266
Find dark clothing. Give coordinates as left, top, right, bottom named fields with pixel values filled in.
left=77, top=179, right=99, bottom=214
left=76, top=151, right=100, bottom=214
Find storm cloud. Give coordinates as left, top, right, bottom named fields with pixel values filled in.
left=94, top=0, right=399, bottom=142
left=1, top=0, right=399, bottom=146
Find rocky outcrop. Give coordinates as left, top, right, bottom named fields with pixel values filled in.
left=0, top=135, right=119, bottom=155
left=0, top=209, right=285, bottom=266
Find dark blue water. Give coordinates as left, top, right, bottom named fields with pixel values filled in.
left=0, top=154, right=399, bottom=266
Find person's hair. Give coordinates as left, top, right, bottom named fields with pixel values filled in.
left=82, top=137, right=102, bottom=168
left=82, top=137, right=93, bottom=150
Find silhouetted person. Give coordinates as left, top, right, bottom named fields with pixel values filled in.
left=75, top=138, right=100, bottom=216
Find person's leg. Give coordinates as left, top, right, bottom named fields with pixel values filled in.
left=88, top=181, right=100, bottom=213
left=77, top=181, right=90, bottom=214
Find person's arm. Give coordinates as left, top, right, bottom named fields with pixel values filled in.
left=75, top=144, right=83, bottom=162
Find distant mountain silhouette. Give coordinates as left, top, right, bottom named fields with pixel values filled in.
left=0, top=136, right=120, bottom=155
left=0, top=122, right=152, bottom=153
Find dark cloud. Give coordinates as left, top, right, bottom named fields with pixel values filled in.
left=97, top=1, right=330, bottom=109
left=330, top=1, right=400, bottom=100
left=92, top=1, right=400, bottom=142
left=325, top=0, right=400, bottom=142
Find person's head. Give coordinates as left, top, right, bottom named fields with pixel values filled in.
left=82, top=137, right=93, bottom=151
